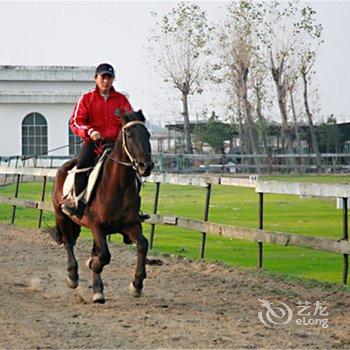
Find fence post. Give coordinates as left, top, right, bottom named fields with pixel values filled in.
left=342, top=197, right=348, bottom=285
left=11, top=174, right=21, bottom=224
left=12, top=156, right=19, bottom=183
left=158, top=154, right=164, bottom=172
left=38, top=176, right=47, bottom=229
left=176, top=155, right=180, bottom=173
left=258, top=192, right=264, bottom=268
left=200, top=183, right=212, bottom=259
left=149, top=182, right=160, bottom=249
left=33, top=156, right=38, bottom=182
left=4, top=157, right=12, bottom=185
left=21, top=157, right=26, bottom=182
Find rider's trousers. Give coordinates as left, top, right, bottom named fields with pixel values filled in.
left=75, top=141, right=99, bottom=198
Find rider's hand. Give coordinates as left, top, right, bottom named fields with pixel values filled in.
left=91, top=131, right=101, bottom=141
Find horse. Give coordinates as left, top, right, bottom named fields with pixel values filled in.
left=51, top=110, right=154, bottom=303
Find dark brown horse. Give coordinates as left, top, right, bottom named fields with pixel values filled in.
left=51, top=110, right=153, bottom=303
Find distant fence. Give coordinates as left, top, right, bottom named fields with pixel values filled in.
left=1, top=152, right=350, bottom=174
left=154, top=153, right=350, bottom=174
left=0, top=166, right=348, bottom=285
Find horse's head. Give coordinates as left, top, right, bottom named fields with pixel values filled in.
left=116, top=109, right=154, bottom=177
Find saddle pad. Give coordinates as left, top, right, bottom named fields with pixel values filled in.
left=62, top=149, right=111, bottom=204
left=85, top=149, right=110, bottom=203
left=62, top=166, right=76, bottom=199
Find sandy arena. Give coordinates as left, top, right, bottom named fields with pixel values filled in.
left=0, top=224, right=349, bottom=349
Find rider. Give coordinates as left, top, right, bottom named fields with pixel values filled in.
left=62, top=63, right=134, bottom=219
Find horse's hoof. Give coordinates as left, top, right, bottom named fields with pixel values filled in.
left=66, top=276, right=79, bottom=289
left=85, top=257, right=92, bottom=269
left=93, top=292, right=105, bottom=304
left=128, top=282, right=142, bottom=297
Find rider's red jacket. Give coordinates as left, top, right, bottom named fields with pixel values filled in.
left=69, top=85, right=133, bottom=142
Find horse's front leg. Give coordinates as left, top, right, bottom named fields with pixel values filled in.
left=123, top=223, right=149, bottom=297
left=86, top=230, right=111, bottom=303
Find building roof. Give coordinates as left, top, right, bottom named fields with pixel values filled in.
left=0, top=65, right=94, bottom=82
left=165, top=121, right=207, bottom=133
left=0, top=91, right=83, bottom=104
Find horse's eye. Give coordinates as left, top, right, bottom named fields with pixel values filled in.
left=126, top=133, right=132, bottom=139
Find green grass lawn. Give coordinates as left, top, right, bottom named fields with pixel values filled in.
left=0, top=173, right=349, bottom=287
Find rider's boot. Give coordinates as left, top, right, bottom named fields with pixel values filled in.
left=139, top=211, right=150, bottom=221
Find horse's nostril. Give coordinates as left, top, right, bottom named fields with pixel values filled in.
left=138, top=161, right=153, bottom=176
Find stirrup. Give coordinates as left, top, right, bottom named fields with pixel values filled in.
left=61, top=203, right=76, bottom=217
left=62, top=200, right=86, bottom=219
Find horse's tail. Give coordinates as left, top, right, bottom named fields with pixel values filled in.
left=44, top=222, right=63, bottom=245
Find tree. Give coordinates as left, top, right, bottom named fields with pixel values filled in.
left=318, top=116, right=344, bottom=153
left=297, top=5, right=324, bottom=171
left=148, top=3, right=212, bottom=154
left=195, top=112, right=236, bottom=153
left=259, top=1, right=300, bottom=162
left=215, top=1, right=265, bottom=169
left=255, top=1, right=323, bottom=171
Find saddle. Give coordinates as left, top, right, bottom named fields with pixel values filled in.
left=61, top=148, right=111, bottom=205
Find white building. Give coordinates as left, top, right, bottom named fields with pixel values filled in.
left=0, top=65, right=95, bottom=157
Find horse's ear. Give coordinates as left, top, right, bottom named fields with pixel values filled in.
left=121, top=113, right=132, bottom=125
left=115, top=109, right=130, bottom=125
left=136, top=109, right=146, bottom=122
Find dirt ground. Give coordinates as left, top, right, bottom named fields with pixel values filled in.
left=0, top=224, right=349, bottom=349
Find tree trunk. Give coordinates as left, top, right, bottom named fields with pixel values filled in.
left=236, top=95, right=248, bottom=154
left=181, top=91, right=193, bottom=154
left=270, top=53, right=296, bottom=170
left=272, top=78, right=297, bottom=170
left=242, top=74, right=260, bottom=155
left=289, top=88, right=305, bottom=172
left=242, top=94, right=261, bottom=172
left=275, top=83, right=294, bottom=153
left=301, top=70, right=321, bottom=173
left=241, top=70, right=261, bottom=172
left=255, top=84, right=269, bottom=154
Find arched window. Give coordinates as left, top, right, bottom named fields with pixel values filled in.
left=22, top=112, right=48, bottom=156
left=68, top=127, right=82, bottom=156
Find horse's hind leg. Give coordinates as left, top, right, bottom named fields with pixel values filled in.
left=122, top=223, right=148, bottom=297
left=64, top=242, right=79, bottom=289
left=57, top=215, right=81, bottom=289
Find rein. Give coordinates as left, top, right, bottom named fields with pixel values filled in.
left=21, top=140, right=84, bottom=161
left=109, top=120, right=147, bottom=184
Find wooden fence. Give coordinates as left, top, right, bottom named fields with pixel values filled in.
left=0, top=166, right=349, bottom=285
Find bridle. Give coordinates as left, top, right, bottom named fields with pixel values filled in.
left=109, top=120, right=148, bottom=181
